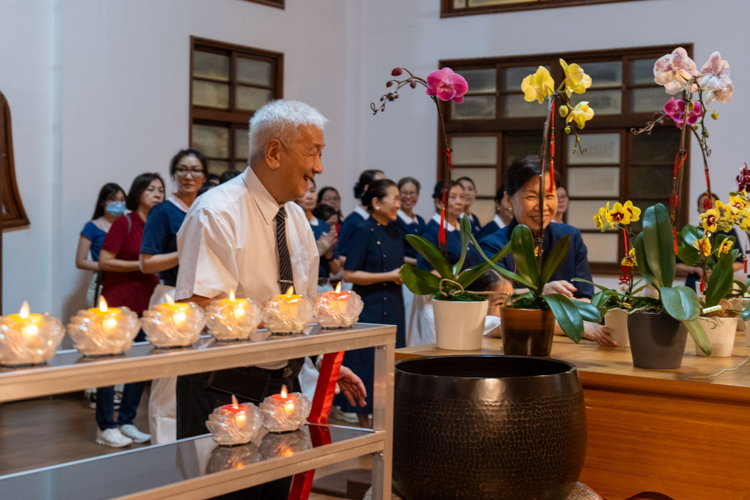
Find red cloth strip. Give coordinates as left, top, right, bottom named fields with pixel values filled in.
left=549, top=100, right=555, bottom=193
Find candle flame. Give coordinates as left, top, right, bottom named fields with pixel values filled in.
left=231, top=394, right=239, bottom=409
left=165, top=294, right=175, bottom=305
left=229, top=289, right=235, bottom=301
left=19, top=301, right=30, bottom=319
left=335, top=282, right=342, bottom=293
left=285, top=286, right=294, bottom=296
left=280, top=385, right=288, bottom=398
left=98, top=296, right=109, bottom=312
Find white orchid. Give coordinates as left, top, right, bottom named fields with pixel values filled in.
left=653, top=47, right=699, bottom=94
left=699, top=52, right=733, bottom=103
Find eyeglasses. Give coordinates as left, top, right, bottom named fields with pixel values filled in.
left=175, top=168, right=206, bottom=178
left=322, top=196, right=341, bottom=202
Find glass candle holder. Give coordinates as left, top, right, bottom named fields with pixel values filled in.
left=0, top=302, right=65, bottom=367
left=206, top=292, right=264, bottom=342
left=261, top=287, right=312, bottom=335
left=205, top=443, right=262, bottom=473
left=142, top=298, right=206, bottom=348
left=260, top=385, right=312, bottom=433
left=259, top=429, right=312, bottom=459
left=313, top=285, right=364, bottom=329
left=206, top=395, right=264, bottom=446
left=67, top=297, right=141, bottom=356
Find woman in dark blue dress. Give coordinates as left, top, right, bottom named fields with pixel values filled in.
left=396, top=177, right=426, bottom=265
left=457, top=176, right=483, bottom=237
left=337, top=169, right=385, bottom=259
left=341, top=179, right=405, bottom=426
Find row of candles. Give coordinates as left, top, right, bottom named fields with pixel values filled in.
left=0, top=283, right=364, bottom=367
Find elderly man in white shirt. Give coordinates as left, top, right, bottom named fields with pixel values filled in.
left=175, top=100, right=366, bottom=500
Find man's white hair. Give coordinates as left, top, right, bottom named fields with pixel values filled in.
left=248, top=100, right=327, bottom=168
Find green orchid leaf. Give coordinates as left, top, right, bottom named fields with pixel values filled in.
left=539, top=234, right=571, bottom=289
left=571, top=278, right=613, bottom=294
left=406, top=234, right=454, bottom=279
left=704, top=251, right=735, bottom=307
left=679, top=224, right=702, bottom=247
left=676, top=245, right=701, bottom=267
left=642, top=204, right=675, bottom=288
left=591, top=290, right=616, bottom=310
left=570, top=299, right=602, bottom=323
left=399, top=264, right=440, bottom=296
left=510, top=224, right=540, bottom=289
left=543, top=293, right=584, bottom=343
left=453, top=216, right=472, bottom=276
left=733, top=280, right=748, bottom=296
left=457, top=244, right=511, bottom=288
left=684, top=318, right=711, bottom=356
left=635, top=232, right=659, bottom=290
left=469, top=233, right=537, bottom=290
left=660, top=286, right=700, bottom=322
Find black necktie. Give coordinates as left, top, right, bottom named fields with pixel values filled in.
left=275, top=206, right=294, bottom=293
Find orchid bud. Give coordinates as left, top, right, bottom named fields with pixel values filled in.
left=559, top=105, right=569, bottom=118
left=564, top=126, right=571, bottom=134
left=386, top=81, right=393, bottom=88
left=391, top=67, right=403, bottom=76
left=704, top=131, right=710, bottom=138
left=712, top=111, right=719, bottom=120
left=410, top=81, right=417, bottom=89
left=394, top=94, right=399, bottom=99
left=692, top=124, right=699, bottom=131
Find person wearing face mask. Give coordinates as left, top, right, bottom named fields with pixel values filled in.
left=478, top=184, right=514, bottom=241
left=479, top=155, right=615, bottom=347
left=94, top=172, right=165, bottom=448
left=76, top=183, right=127, bottom=308
left=457, top=176, right=482, bottom=237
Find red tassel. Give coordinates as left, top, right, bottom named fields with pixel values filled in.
left=548, top=100, right=555, bottom=193
left=700, top=278, right=706, bottom=293
left=703, top=192, right=712, bottom=211
left=745, top=256, right=748, bottom=273
left=673, top=227, right=678, bottom=255
left=438, top=206, right=447, bottom=246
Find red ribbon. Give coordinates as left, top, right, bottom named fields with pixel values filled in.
left=549, top=100, right=555, bottom=193
left=700, top=277, right=706, bottom=293
left=438, top=148, right=454, bottom=247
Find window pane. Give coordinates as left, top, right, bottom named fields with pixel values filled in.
left=470, top=199, right=495, bottom=226
left=452, top=95, right=496, bottom=119
left=631, top=87, right=670, bottom=113
left=632, top=166, right=673, bottom=199
left=632, top=131, right=681, bottom=165
left=207, top=160, right=229, bottom=176
left=570, top=89, right=621, bottom=115
left=568, top=167, right=620, bottom=197
left=585, top=61, right=622, bottom=88
left=236, top=58, right=273, bottom=86
left=630, top=58, right=658, bottom=85
left=450, top=136, right=497, bottom=165
left=567, top=133, right=620, bottom=164
left=505, top=135, right=541, bottom=167
left=469, top=0, right=544, bottom=6
left=504, top=65, right=550, bottom=91
left=453, top=168, right=496, bottom=197
left=581, top=232, right=620, bottom=263
left=193, top=51, right=229, bottom=81
left=235, top=161, right=248, bottom=171
left=568, top=200, right=612, bottom=230
left=192, top=124, right=229, bottom=158
left=236, top=86, right=272, bottom=111
left=235, top=128, right=249, bottom=159
left=461, top=69, right=497, bottom=94
left=454, top=0, right=467, bottom=7
left=503, top=94, right=547, bottom=118
left=192, top=80, right=229, bottom=109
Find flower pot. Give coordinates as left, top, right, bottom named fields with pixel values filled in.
left=393, top=355, right=587, bottom=500
left=603, top=308, right=630, bottom=347
left=627, top=312, right=687, bottom=369
left=500, top=308, right=556, bottom=356
left=695, top=316, right=738, bottom=357
left=433, top=299, right=487, bottom=351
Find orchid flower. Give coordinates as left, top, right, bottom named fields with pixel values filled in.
left=700, top=208, right=719, bottom=233
left=663, top=98, right=702, bottom=129
left=693, top=235, right=712, bottom=257
left=654, top=47, right=699, bottom=94
left=425, top=67, right=469, bottom=103
left=621, top=248, right=637, bottom=267
left=560, top=59, right=592, bottom=97
left=521, top=66, right=555, bottom=104
left=567, top=102, right=594, bottom=129
left=737, top=164, right=750, bottom=192
left=699, top=52, right=733, bottom=103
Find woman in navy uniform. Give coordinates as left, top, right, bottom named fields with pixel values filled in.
left=457, top=176, right=483, bottom=236
left=395, top=177, right=426, bottom=264
left=340, top=179, right=405, bottom=427
left=337, top=169, right=385, bottom=260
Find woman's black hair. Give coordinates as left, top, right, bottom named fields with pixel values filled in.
left=467, top=268, right=505, bottom=293
left=219, top=170, right=240, bottom=184
left=432, top=180, right=462, bottom=201
left=313, top=203, right=339, bottom=224
left=504, top=155, right=557, bottom=197
left=126, top=173, right=165, bottom=212
left=494, top=184, right=506, bottom=203
left=353, top=169, right=385, bottom=201
left=456, top=176, right=476, bottom=189
left=362, top=179, right=397, bottom=211
left=169, top=149, right=208, bottom=179
left=398, top=177, right=421, bottom=194
left=317, top=186, right=340, bottom=205
left=92, top=183, right=126, bottom=220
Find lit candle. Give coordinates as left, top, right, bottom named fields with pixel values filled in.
left=219, top=290, right=249, bottom=321
left=160, top=294, right=190, bottom=328
left=325, top=282, right=351, bottom=317
left=313, top=284, right=363, bottom=329
left=222, top=395, right=251, bottom=428
left=261, top=286, right=312, bottom=335
left=89, top=296, right=122, bottom=336
left=271, top=385, right=298, bottom=414
left=260, top=384, right=311, bottom=433
left=277, top=286, right=302, bottom=317
left=7, top=302, right=44, bottom=347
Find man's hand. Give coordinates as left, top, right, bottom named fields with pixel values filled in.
left=543, top=280, right=577, bottom=298
left=336, top=365, right=367, bottom=407
left=583, top=323, right=617, bottom=347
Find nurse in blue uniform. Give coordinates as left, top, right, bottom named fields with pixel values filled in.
left=337, top=169, right=385, bottom=260
left=340, top=179, right=405, bottom=427
left=395, top=177, right=425, bottom=336
left=478, top=184, right=514, bottom=241
left=457, top=176, right=483, bottom=236
left=479, top=155, right=616, bottom=347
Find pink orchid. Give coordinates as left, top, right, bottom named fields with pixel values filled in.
left=663, top=98, right=702, bottom=129
left=699, top=52, right=734, bottom=103
left=654, top=47, right=699, bottom=94
left=426, top=67, right=469, bottom=103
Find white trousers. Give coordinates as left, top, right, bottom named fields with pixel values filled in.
left=405, top=295, right=435, bottom=347
left=148, top=284, right=177, bottom=444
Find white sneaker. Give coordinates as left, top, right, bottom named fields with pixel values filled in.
left=96, top=428, right=133, bottom=448
left=119, top=424, right=151, bottom=444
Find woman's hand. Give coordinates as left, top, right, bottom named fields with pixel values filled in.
left=336, top=365, right=367, bottom=407
left=389, top=268, right=404, bottom=285
left=543, top=280, right=577, bottom=298
left=317, top=232, right=337, bottom=257
left=583, top=323, right=617, bottom=347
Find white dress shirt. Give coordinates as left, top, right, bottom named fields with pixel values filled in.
left=492, top=214, right=507, bottom=230
left=397, top=209, right=418, bottom=225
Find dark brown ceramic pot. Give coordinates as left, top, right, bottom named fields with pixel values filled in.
left=500, top=307, right=556, bottom=356
left=627, top=312, right=687, bottom=369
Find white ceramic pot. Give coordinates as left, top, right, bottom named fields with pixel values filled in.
left=695, top=316, right=738, bottom=357
left=603, top=308, right=630, bottom=347
left=433, top=299, right=487, bottom=351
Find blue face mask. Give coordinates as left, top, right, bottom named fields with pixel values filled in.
left=105, top=201, right=126, bottom=217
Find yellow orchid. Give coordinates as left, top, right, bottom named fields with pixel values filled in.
left=606, top=202, right=632, bottom=225
left=700, top=208, right=719, bottom=233
left=594, top=204, right=613, bottom=231
left=622, top=200, right=641, bottom=223
left=719, top=238, right=734, bottom=254
left=567, top=102, right=595, bottom=129
left=736, top=208, right=750, bottom=231
left=560, top=59, right=592, bottom=97
left=621, top=248, right=637, bottom=267
left=729, top=195, right=749, bottom=212
left=521, top=66, right=555, bottom=104
left=693, top=236, right=712, bottom=257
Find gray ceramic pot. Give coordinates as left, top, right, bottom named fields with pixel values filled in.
left=393, top=355, right=587, bottom=500
left=627, top=312, right=687, bottom=369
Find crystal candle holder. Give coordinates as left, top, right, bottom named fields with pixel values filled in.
left=142, top=299, right=206, bottom=348
left=206, top=396, right=264, bottom=446
left=259, top=429, right=312, bottom=459
left=67, top=298, right=140, bottom=356
left=260, top=385, right=312, bottom=433
left=206, top=293, right=264, bottom=342
left=205, top=443, right=262, bottom=473
left=261, top=288, right=312, bottom=335
left=313, top=286, right=363, bottom=329
left=0, top=303, right=65, bottom=367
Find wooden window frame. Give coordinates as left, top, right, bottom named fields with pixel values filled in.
left=439, top=44, right=692, bottom=275
left=241, top=0, right=284, bottom=9
left=190, top=37, right=284, bottom=172
left=0, top=90, right=30, bottom=231
left=442, top=0, right=646, bottom=18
